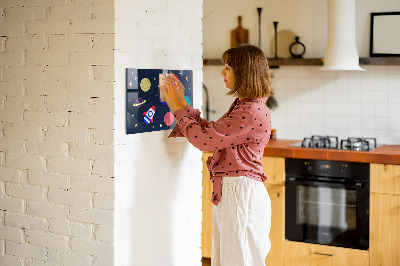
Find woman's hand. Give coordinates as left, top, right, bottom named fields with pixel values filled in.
left=161, top=75, right=187, bottom=113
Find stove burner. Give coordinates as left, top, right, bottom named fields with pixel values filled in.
left=301, top=135, right=339, bottom=149
left=340, top=137, right=377, bottom=151
left=294, top=136, right=379, bottom=151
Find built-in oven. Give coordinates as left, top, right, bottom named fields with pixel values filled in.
left=285, top=158, right=369, bottom=250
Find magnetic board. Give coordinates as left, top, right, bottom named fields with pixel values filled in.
left=126, top=68, right=193, bottom=134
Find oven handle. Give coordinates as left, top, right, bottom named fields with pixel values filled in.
left=286, top=177, right=364, bottom=189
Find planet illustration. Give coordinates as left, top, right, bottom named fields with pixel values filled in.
left=184, top=96, right=192, bottom=106
left=133, top=97, right=146, bottom=108
left=164, top=112, right=175, bottom=126
left=140, top=78, right=151, bottom=92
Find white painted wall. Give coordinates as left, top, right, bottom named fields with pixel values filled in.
left=203, top=0, right=400, bottom=58
left=113, top=0, right=203, bottom=266
left=0, top=0, right=115, bottom=265
left=203, top=0, right=400, bottom=145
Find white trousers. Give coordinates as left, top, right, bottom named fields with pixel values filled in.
left=212, top=176, right=271, bottom=266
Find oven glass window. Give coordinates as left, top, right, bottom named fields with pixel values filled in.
left=297, top=186, right=356, bottom=230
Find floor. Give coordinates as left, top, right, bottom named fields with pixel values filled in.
left=202, top=257, right=211, bottom=266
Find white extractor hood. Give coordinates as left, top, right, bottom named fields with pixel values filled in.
left=320, top=0, right=365, bottom=71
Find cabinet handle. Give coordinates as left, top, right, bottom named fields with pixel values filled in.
left=314, top=252, right=335, bottom=257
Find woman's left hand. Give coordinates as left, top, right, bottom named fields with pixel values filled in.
left=161, top=75, right=187, bottom=113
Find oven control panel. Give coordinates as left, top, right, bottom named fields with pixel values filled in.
left=286, top=158, right=369, bottom=180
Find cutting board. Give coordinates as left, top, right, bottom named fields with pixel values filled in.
left=231, top=16, right=249, bottom=48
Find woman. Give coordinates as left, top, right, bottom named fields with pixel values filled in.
left=161, top=44, right=273, bottom=266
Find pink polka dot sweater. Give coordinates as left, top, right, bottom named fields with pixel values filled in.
left=169, top=97, right=272, bottom=206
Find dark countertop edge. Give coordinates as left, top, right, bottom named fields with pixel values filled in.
left=263, top=140, right=400, bottom=165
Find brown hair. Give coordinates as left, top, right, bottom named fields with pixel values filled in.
left=221, top=44, right=273, bottom=99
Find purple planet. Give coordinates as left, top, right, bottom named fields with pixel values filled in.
left=133, top=97, right=146, bottom=108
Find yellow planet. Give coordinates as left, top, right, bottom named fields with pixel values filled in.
left=140, top=78, right=151, bottom=92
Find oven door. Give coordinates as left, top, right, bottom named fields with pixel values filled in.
left=285, top=177, right=369, bottom=250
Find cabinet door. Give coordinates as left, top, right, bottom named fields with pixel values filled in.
left=202, top=152, right=213, bottom=258
left=370, top=163, right=400, bottom=195
left=370, top=193, right=400, bottom=266
left=284, top=241, right=369, bottom=266
left=264, top=184, right=284, bottom=266
left=262, top=156, right=285, bottom=186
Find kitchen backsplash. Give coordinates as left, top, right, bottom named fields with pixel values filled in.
left=203, top=65, right=400, bottom=144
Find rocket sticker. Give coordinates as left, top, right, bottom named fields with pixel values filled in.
left=143, top=106, right=156, bottom=124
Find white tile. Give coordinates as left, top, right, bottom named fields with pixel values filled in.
left=298, top=67, right=311, bottom=78
left=348, top=116, right=362, bottom=129
left=388, top=104, right=400, bottom=117
left=336, top=103, right=349, bottom=116
left=388, top=65, right=400, bottom=76
left=362, top=116, right=375, bottom=130
left=310, top=66, right=324, bottom=77
left=298, top=77, right=311, bottom=89
left=374, top=65, right=388, bottom=78
left=336, top=90, right=349, bottom=103
left=388, top=131, right=400, bottom=144
left=323, top=87, right=336, bottom=103
left=348, top=75, right=362, bottom=91
left=323, top=115, right=336, bottom=129
left=362, top=104, right=375, bottom=117
left=374, top=117, right=389, bottom=130
left=361, top=129, right=376, bottom=138
left=286, top=77, right=299, bottom=89
left=285, top=66, right=298, bottom=77
left=374, top=90, right=388, bottom=104
left=374, top=78, right=388, bottom=91
left=323, top=103, right=336, bottom=115
left=310, top=77, right=324, bottom=89
left=375, top=104, right=389, bottom=117
left=388, top=76, right=400, bottom=91
left=361, top=90, right=375, bottom=104
left=311, top=87, right=323, bottom=101
left=388, top=117, right=400, bottom=131
left=374, top=130, right=389, bottom=144
left=361, top=75, right=374, bottom=91
left=349, top=128, right=362, bottom=137
left=388, top=91, right=400, bottom=104
left=335, top=73, right=349, bottom=90
left=348, top=103, right=362, bottom=116
left=348, top=90, right=362, bottom=103
left=311, top=102, right=324, bottom=113
left=336, top=115, right=349, bottom=128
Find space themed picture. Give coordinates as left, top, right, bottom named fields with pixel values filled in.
left=126, top=68, right=193, bottom=134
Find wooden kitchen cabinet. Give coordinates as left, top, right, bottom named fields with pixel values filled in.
left=370, top=163, right=400, bottom=195
left=370, top=163, right=400, bottom=266
left=201, top=154, right=286, bottom=266
left=284, top=241, right=369, bottom=266
left=202, top=152, right=213, bottom=258
left=261, top=156, right=285, bottom=266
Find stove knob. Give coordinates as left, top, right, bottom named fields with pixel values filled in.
left=340, top=164, right=347, bottom=174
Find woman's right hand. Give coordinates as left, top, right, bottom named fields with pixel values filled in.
left=167, top=74, right=187, bottom=107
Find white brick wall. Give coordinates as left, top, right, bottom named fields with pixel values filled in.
left=1, top=0, right=204, bottom=264
left=0, top=0, right=115, bottom=265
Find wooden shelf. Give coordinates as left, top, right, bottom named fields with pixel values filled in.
left=203, top=57, right=400, bottom=67
left=203, top=58, right=323, bottom=67
left=359, top=57, right=400, bottom=65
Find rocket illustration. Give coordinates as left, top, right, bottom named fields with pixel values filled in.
left=143, top=106, right=156, bottom=124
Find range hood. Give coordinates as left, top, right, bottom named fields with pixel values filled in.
left=320, top=0, right=365, bottom=71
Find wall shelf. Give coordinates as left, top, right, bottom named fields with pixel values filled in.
left=203, top=57, right=400, bottom=67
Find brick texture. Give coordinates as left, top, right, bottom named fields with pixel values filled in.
left=0, top=0, right=203, bottom=265
left=0, top=8, right=116, bottom=254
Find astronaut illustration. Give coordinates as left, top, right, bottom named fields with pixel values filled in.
left=143, top=106, right=156, bottom=124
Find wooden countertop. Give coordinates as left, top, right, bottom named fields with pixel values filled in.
left=263, top=139, right=400, bottom=165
